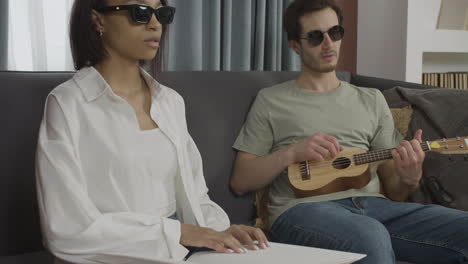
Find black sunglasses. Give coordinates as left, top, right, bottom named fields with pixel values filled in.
left=97, top=4, right=176, bottom=25
left=300, top=25, right=344, bottom=47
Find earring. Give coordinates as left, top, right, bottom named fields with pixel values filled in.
left=99, top=30, right=103, bottom=37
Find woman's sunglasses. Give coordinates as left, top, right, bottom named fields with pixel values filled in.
left=300, top=25, right=345, bottom=47
left=97, top=5, right=176, bottom=25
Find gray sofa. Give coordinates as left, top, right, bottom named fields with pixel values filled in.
left=0, top=71, right=439, bottom=263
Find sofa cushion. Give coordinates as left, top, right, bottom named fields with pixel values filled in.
left=0, top=71, right=73, bottom=256
left=383, top=87, right=468, bottom=211
left=390, top=106, right=413, bottom=138
left=351, top=74, right=438, bottom=91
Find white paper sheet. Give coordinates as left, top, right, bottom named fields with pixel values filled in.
left=89, top=242, right=365, bottom=264
left=188, top=242, right=366, bottom=264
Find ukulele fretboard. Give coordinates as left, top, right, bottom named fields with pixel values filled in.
left=353, top=142, right=430, bottom=165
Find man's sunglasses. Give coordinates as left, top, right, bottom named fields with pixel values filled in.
left=97, top=5, right=176, bottom=25
left=300, top=25, right=344, bottom=47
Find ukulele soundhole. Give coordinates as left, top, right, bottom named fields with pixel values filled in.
left=332, top=157, right=351, bottom=170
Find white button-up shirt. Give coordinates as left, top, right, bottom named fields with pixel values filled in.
left=36, top=67, right=230, bottom=264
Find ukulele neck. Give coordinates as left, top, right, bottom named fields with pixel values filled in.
left=353, top=142, right=430, bottom=165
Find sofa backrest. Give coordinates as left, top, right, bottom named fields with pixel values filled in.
left=1, top=71, right=74, bottom=256
left=350, top=74, right=435, bottom=91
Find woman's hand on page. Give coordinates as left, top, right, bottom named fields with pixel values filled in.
left=224, top=224, right=270, bottom=250
left=180, top=224, right=246, bottom=254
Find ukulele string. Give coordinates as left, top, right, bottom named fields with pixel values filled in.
left=301, top=143, right=432, bottom=170
left=300, top=150, right=395, bottom=169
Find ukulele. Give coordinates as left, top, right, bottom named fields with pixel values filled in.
left=288, top=136, right=468, bottom=198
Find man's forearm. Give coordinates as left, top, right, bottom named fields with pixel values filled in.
left=231, top=146, right=294, bottom=195
left=382, top=175, right=416, bottom=201
left=378, top=161, right=419, bottom=201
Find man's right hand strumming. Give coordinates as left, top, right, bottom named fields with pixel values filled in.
left=286, top=132, right=343, bottom=163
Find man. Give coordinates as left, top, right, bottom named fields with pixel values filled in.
left=230, top=0, right=468, bottom=263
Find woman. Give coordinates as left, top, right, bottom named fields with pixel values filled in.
left=35, top=0, right=268, bottom=263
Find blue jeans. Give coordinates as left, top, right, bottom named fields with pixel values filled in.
left=270, top=197, right=468, bottom=264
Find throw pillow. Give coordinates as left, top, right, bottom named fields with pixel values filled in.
left=390, top=105, right=413, bottom=138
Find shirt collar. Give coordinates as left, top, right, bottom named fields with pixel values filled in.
left=74, top=66, right=163, bottom=102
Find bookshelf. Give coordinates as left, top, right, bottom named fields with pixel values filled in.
left=422, top=52, right=468, bottom=89
left=357, top=0, right=468, bottom=85
left=422, top=72, right=468, bottom=89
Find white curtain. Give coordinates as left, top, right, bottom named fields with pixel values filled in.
left=7, top=0, right=74, bottom=71
left=6, top=0, right=300, bottom=72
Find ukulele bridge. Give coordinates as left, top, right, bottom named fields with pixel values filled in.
left=299, top=161, right=310, bottom=180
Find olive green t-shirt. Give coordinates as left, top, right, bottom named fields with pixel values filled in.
left=233, top=80, right=403, bottom=227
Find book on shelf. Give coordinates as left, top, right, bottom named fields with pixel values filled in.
left=422, top=72, right=468, bottom=90
left=465, top=4, right=468, bottom=30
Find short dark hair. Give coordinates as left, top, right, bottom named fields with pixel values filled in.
left=284, top=0, right=343, bottom=42
left=69, top=0, right=169, bottom=71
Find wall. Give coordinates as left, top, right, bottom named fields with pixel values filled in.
left=406, top=0, right=468, bottom=83
left=357, top=0, right=468, bottom=83
left=357, top=0, right=408, bottom=81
